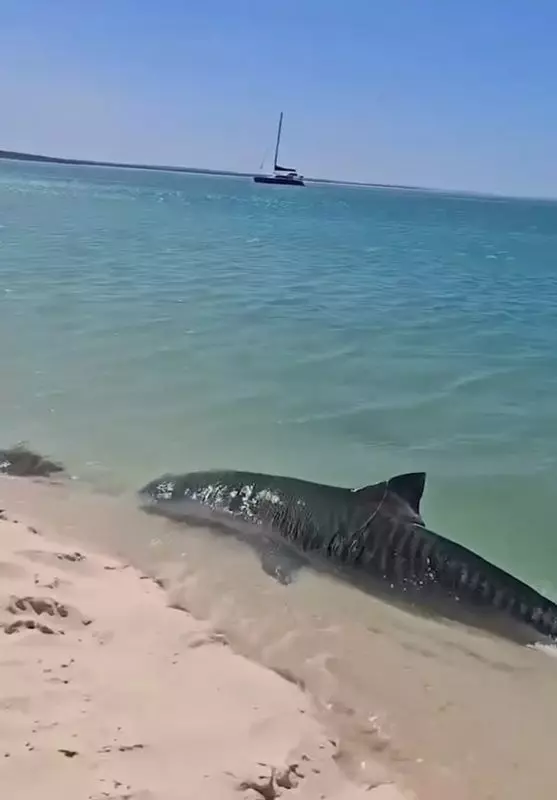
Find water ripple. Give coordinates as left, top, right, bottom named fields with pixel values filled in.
left=1, top=161, right=557, bottom=593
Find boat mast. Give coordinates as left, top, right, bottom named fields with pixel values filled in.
left=273, top=112, right=284, bottom=171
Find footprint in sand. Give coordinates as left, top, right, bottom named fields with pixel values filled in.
left=89, top=791, right=154, bottom=800
left=182, top=630, right=229, bottom=649
left=2, top=618, right=60, bottom=635
left=238, top=763, right=305, bottom=799
left=34, top=575, right=71, bottom=590
left=1, top=594, right=92, bottom=635
left=19, top=549, right=88, bottom=571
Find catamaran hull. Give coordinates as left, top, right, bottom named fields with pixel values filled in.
left=253, top=174, right=305, bottom=186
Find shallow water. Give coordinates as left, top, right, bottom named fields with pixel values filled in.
left=3, top=476, right=557, bottom=800
left=1, top=161, right=557, bottom=598
left=2, top=160, right=557, bottom=797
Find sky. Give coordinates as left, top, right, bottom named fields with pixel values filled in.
left=1, top=0, right=557, bottom=197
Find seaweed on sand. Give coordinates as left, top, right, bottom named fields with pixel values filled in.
left=0, top=444, right=64, bottom=477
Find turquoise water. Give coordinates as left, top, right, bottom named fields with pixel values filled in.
left=1, top=160, right=557, bottom=596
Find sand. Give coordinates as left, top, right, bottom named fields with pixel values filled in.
left=0, top=494, right=410, bottom=800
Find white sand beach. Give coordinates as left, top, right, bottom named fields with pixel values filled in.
left=2, top=472, right=557, bottom=800
left=0, top=480, right=408, bottom=800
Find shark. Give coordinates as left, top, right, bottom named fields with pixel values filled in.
left=139, top=468, right=557, bottom=643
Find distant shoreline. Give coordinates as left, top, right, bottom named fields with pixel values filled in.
left=3, top=148, right=550, bottom=201
left=0, top=147, right=426, bottom=192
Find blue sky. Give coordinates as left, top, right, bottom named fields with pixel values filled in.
left=1, top=1, right=556, bottom=196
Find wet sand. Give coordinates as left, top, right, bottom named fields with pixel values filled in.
left=1, top=475, right=556, bottom=799
left=0, top=479, right=405, bottom=799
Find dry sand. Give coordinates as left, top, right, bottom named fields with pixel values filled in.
left=0, top=497, right=410, bottom=800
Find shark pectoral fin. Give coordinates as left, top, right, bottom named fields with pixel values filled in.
left=259, top=544, right=307, bottom=586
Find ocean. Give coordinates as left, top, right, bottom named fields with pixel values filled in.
left=1, top=159, right=556, bottom=593
left=1, top=159, right=557, bottom=798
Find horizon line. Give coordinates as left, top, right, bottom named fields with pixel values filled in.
left=0, top=148, right=553, bottom=203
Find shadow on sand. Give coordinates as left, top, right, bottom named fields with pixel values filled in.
left=139, top=497, right=553, bottom=650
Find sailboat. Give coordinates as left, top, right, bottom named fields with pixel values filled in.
left=253, top=112, right=305, bottom=186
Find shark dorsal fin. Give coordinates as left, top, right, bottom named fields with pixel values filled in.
left=386, top=472, right=426, bottom=514
left=354, top=473, right=426, bottom=514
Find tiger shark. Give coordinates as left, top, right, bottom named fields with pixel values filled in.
left=139, top=468, right=557, bottom=643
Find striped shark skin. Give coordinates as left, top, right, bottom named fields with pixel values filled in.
left=139, top=469, right=557, bottom=641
